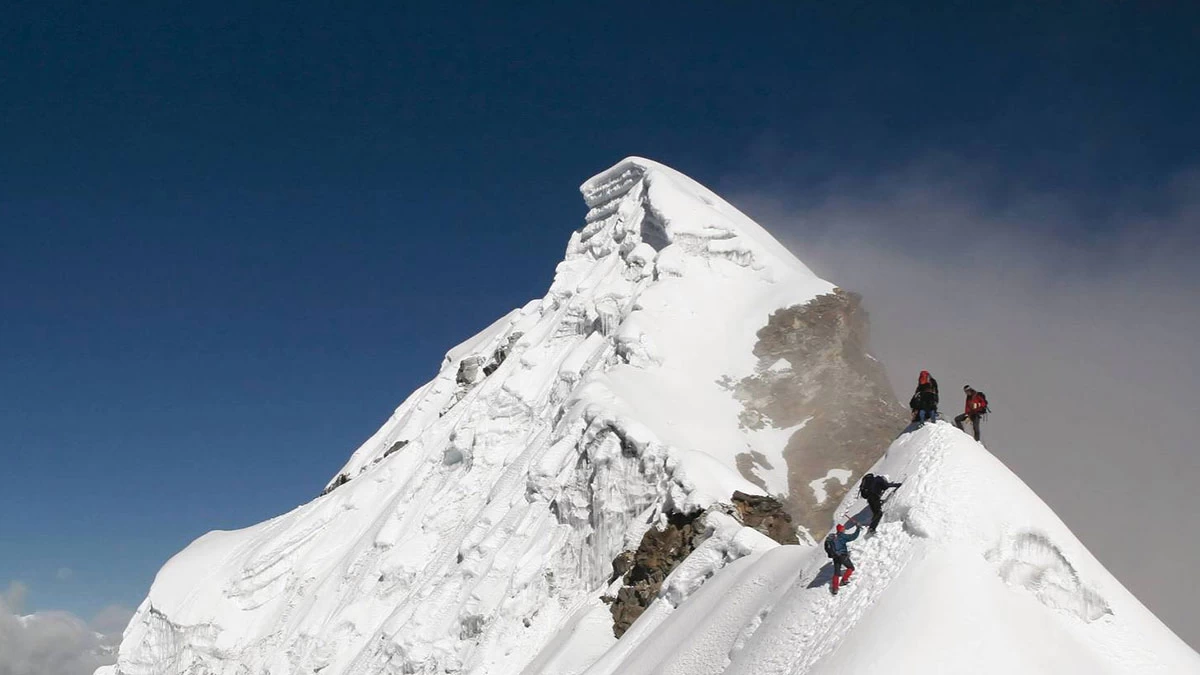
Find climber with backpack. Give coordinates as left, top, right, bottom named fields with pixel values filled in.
left=909, top=370, right=939, bottom=424
left=954, top=385, right=989, bottom=442
left=859, top=472, right=903, bottom=533
left=823, top=519, right=862, bottom=595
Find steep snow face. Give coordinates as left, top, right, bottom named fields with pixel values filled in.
left=102, top=158, right=838, bottom=675
left=584, top=423, right=1200, bottom=675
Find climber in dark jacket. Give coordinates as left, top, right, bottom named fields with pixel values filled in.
left=859, top=473, right=903, bottom=533
left=825, top=521, right=861, bottom=595
left=910, top=370, right=939, bottom=424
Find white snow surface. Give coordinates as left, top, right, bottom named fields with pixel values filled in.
left=583, top=423, right=1200, bottom=675
left=807, top=467, right=851, bottom=506
left=744, top=417, right=809, bottom=498
left=100, top=158, right=1198, bottom=675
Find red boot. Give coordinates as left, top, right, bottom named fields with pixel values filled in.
left=830, top=575, right=840, bottom=595
left=841, top=568, right=854, bottom=586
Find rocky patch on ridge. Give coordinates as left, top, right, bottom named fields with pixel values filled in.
left=603, top=494, right=798, bottom=638
left=319, top=472, right=350, bottom=497
left=731, top=491, right=800, bottom=545
left=732, top=289, right=907, bottom=536
left=603, top=511, right=704, bottom=638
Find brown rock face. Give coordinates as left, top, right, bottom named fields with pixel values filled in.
left=604, top=511, right=704, bottom=638
left=601, top=290, right=901, bottom=638
left=731, top=289, right=907, bottom=537
left=731, top=491, right=800, bottom=545
left=603, top=495, right=798, bottom=637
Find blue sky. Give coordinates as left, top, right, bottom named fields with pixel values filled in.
left=1, top=1, right=1197, bottom=626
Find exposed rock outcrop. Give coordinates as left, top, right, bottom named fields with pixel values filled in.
left=603, top=493, right=796, bottom=638
left=605, top=511, right=704, bottom=638
left=731, top=491, right=800, bottom=545
left=732, top=289, right=907, bottom=536
left=382, top=439, right=408, bottom=458
left=319, top=472, right=350, bottom=497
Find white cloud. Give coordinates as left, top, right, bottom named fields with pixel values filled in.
left=56, top=567, right=74, bottom=582
left=0, top=582, right=132, bottom=675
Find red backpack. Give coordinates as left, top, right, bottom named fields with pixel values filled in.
left=974, top=391, right=990, bottom=414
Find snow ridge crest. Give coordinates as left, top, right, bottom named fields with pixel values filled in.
left=571, top=157, right=817, bottom=281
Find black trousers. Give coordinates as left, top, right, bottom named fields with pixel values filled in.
left=832, top=553, right=855, bottom=578
left=954, top=413, right=982, bottom=441
left=867, top=495, right=884, bottom=531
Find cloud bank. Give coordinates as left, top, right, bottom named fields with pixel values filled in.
left=0, top=581, right=133, bottom=675
left=728, top=159, right=1200, bottom=648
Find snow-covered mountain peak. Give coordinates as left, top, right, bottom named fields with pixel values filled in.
left=330, top=157, right=859, bottom=516
left=104, top=157, right=877, bottom=675
left=92, top=159, right=1196, bottom=675
left=572, top=157, right=817, bottom=283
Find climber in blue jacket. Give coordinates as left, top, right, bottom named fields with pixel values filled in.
left=823, top=520, right=861, bottom=595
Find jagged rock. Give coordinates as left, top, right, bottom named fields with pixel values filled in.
left=731, top=491, right=799, bottom=545
left=383, top=440, right=408, bottom=458
left=319, top=473, right=350, bottom=497
left=732, top=289, right=908, bottom=537
left=607, top=511, right=704, bottom=637
left=495, top=331, right=523, bottom=364
left=609, top=550, right=634, bottom=584
left=456, top=355, right=486, bottom=386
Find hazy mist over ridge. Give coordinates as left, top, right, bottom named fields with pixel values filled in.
left=727, top=157, right=1200, bottom=647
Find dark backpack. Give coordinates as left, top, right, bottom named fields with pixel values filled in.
left=824, top=533, right=837, bottom=558
left=858, top=473, right=876, bottom=499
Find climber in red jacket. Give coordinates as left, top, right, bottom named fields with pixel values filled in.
left=953, top=385, right=989, bottom=441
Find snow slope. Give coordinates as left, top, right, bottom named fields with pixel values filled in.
left=100, top=157, right=1198, bottom=675
left=584, top=422, right=1200, bottom=675
left=100, top=157, right=834, bottom=675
